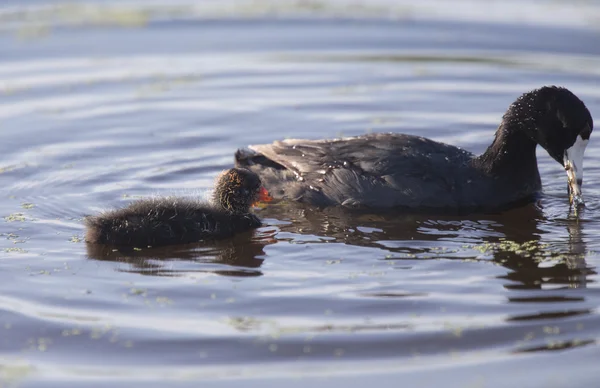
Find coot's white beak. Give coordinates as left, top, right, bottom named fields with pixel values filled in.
left=564, top=135, right=588, bottom=207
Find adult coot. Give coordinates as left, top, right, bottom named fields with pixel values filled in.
left=85, top=168, right=272, bottom=247
left=235, top=86, right=593, bottom=212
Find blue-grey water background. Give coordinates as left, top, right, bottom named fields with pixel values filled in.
left=1, top=1, right=600, bottom=387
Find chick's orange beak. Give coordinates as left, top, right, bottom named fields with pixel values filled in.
left=258, top=186, right=273, bottom=202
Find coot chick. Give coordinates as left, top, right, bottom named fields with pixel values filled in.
left=235, top=86, right=593, bottom=212
left=85, top=168, right=272, bottom=247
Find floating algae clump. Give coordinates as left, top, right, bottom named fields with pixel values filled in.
left=463, top=239, right=574, bottom=264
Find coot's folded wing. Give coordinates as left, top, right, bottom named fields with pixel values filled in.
left=240, top=133, right=474, bottom=208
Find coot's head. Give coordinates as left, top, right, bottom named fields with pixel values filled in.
left=214, top=168, right=272, bottom=214
left=507, top=86, right=593, bottom=205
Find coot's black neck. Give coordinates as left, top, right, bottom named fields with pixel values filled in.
left=475, top=122, right=540, bottom=182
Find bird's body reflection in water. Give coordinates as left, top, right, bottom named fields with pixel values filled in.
left=258, top=200, right=593, bottom=291
left=86, top=230, right=277, bottom=277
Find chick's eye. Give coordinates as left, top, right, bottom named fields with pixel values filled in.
left=241, top=188, right=250, bottom=195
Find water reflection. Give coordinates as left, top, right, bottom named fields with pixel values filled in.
left=565, top=207, right=590, bottom=288
left=86, top=231, right=275, bottom=277
left=257, top=201, right=597, bottom=354
left=515, top=339, right=595, bottom=353
left=260, top=201, right=594, bottom=290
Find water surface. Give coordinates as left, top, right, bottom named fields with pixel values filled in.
left=1, top=1, right=600, bottom=387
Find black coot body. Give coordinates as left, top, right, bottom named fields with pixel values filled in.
left=85, top=168, right=271, bottom=247
left=235, top=86, right=593, bottom=212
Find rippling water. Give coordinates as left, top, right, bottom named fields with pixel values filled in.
left=2, top=1, right=600, bottom=387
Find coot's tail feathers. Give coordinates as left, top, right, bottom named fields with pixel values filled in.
left=234, top=148, right=286, bottom=170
